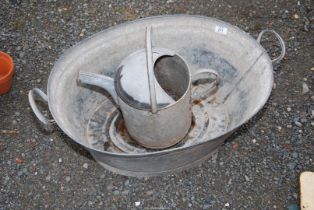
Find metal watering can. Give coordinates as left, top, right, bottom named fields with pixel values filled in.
left=78, top=27, right=219, bottom=149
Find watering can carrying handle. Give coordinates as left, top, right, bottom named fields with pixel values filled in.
left=192, top=69, right=220, bottom=100
left=145, top=26, right=158, bottom=114
left=257, top=29, right=286, bottom=64
left=28, top=88, right=54, bottom=130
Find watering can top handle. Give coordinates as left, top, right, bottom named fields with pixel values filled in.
left=28, top=88, right=54, bottom=131
left=257, top=29, right=286, bottom=65
left=145, top=26, right=158, bottom=114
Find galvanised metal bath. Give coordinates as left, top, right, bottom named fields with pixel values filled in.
left=28, top=15, right=285, bottom=177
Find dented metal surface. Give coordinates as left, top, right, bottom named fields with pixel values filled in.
left=87, top=95, right=229, bottom=154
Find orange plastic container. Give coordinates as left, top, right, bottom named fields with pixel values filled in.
left=0, top=51, right=14, bottom=95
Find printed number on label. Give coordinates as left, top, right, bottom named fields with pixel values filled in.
left=215, top=26, right=228, bottom=35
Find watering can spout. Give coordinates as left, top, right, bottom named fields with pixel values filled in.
left=78, top=72, right=118, bottom=104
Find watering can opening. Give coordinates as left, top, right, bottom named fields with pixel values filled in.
left=154, top=55, right=190, bottom=101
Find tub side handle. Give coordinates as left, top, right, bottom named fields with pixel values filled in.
left=257, top=29, right=286, bottom=65
left=28, top=88, right=54, bottom=130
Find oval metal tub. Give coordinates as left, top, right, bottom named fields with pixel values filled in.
left=28, top=15, right=285, bottom=177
